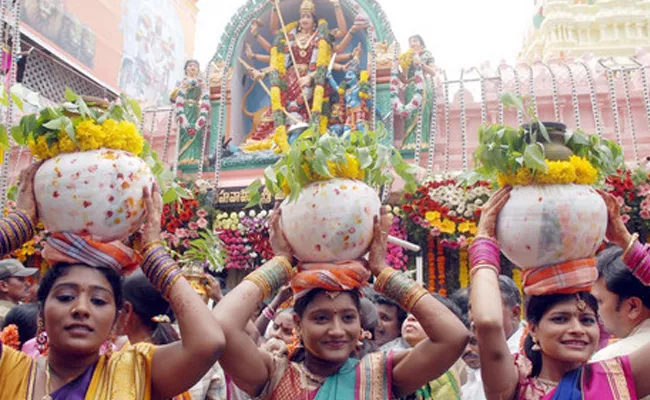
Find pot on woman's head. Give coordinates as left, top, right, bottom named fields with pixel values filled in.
left=34, top=149, right=154, bottom=242
left=496, top=184, right=607, bottom=270
left=279, top=179, right=381, bottom=263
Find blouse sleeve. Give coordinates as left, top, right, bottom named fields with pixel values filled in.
left=0, top=340, right=35, bottom=398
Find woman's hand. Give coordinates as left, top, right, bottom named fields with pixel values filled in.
left=142, top=183, right=163, bottom=244
left=204, top=273, right=224, bottom=302
left=269, top=206, right=293, bottom=259
left=368, top=208, right=392, bottom=276
left=245, top=42, right=254, bottom=60
left=16, top=162, right=41, bottom=222
left=598, top=189, right=633, bottom=248
left=476, top=186, right=512, bottom=240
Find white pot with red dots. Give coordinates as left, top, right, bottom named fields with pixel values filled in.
left=279, top=179, right=381, bottom=264
left=34, top=149, right=155, bottom=242
left=496, top=184, right=607, bottom=270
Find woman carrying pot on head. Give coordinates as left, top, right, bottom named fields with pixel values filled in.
left=470, top=187, right=650, bottom=400
left=212, top=208, right=469, bottom=399
left=0, top=163, right=226, bottom=399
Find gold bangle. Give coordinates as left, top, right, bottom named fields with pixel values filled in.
left=274, top=255, right=295, bottom=278
left=164, top=272, right=184, bottom=299
left=245, top=272, right=272, bottom=299
left=622, top=233, right=639, bottom=261
left=404, top=286, right=429, bottom=312
left=374, top=267, right=398, bottom=293
left=470, top=264, right=500, bottom=279
left=142, top=240, right=164, bottom=254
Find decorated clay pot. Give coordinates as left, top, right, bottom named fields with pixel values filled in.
left=34, top=149, right=155, bottom=242
left=280, top=179, right=381, bottom=263
left=496, top=184, right=607, bottom=270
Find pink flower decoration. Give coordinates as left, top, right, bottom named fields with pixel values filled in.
left=640, top=210, right=650, bottom=220
left=621, top=214, right=631, bottom=224
left=176, top=228, right=189, bottom=239
left=183, top=239, right=191, bottom=248
left=197, top=209, right=209, bottom=218
left=188, top=222, right=199, bottom=230
left=197, top=217, right=209, bottom=229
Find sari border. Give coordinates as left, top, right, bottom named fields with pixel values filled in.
left=25, top=358, right=37, bottom=400
left=600, top=358, right=632, bottom=400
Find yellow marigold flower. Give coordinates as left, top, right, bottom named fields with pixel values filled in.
left=273, top=126, right=290, bottom=154
left=327, top=160, right=339, bottom=178
left=570, top=156, right=598, bottom=185
left=301, top=163, right=314, bottom=181
left=440, top=219, right=456, bottom=234
left=497, top=173, right=517, bottom=187
left=57, top=130, right=78, bottom=154
left=425, top=211, right=441, bottom=223
left=271, top=86, right=282, bottom=111
left=537, top=160, right=576, bottom=184
left=458, top=221, right=471, bottom=233
left=76, top=120, right=106, bottom=151
left=360, top=71, right=369, bottom=82
left=515, top=168, right=533, bottom=186
left=281, top=179, right=290, bottom=195
left=468, top=222, right=478, bottom=235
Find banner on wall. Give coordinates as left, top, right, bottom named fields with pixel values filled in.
left=20, top=0, right=197, bottom=105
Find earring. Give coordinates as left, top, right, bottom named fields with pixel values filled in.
left=102, top=329, right=116, bottom=359
left=531, top=337, right=541, bottom=352
left=36, top=318, right=49, bottom=355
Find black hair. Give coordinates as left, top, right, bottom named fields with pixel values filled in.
left=432, top=292, right=469, bottom=328
left=297, top=13, right=318, bottom=33
left=372, top=293, right=407, bottom=333
left=449, top=288, right=469, bottom=317
left=409, top=35, right=426, bottom=48
left=37, top=263, right=124, bottom=312
left=1, top=302, right=39, bottom=347
left=499, top=275, right=522, bottom=308
left=123, top=274, right=179, bottom=345
left=523, top=292, right=598, bottom=377
left=184, top=59, right=200, bottom=73
left=597, top=246, right=650, bottom=309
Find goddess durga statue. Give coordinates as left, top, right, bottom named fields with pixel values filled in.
left=241, top=0, right=368, bottom=152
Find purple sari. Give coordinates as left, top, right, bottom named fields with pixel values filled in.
left=50, top=364, right=97, bottom=400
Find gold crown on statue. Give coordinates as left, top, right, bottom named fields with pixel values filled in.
left=300, top=0, right=316, bottom=15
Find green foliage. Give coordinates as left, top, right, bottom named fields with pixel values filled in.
left=177, top=230, right=226, bottom=273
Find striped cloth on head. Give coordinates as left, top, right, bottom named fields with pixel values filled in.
left=42, top=232, right=142, bottom=276
left=291, top=261, right=371, bottom=300
left=522, top=258, right=598, bottom=296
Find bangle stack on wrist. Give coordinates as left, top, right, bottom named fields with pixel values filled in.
left=141, top=244, right=183, bottom=299
left=374, top=268, right=429, bottom=312
left=0, top=210, right=35, bottom=254
left=622, top=233, right=650, bottom=285
left=244, top=256, right=295, bottom=299
left=469, top=236, right=501, bottom=278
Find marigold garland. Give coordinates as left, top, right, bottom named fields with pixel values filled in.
left=496, top=156, right=598, bottom=187
left=390, top=62, right=424, bottom=120
left=459, top=248, right=469, bottom=289
left=437, top=238, right=447, bottom=296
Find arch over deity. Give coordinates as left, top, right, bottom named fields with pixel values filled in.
left=206, top=0, right=398, bottom=169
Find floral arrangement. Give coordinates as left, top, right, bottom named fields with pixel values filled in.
left=175, top=78, right=210, bottom=136
left=398, top=49, right=414, bottom=73
left=0, top=324, right=20, bottom=350
left=401, top=176, right=493, bottom=248
left=247, top=125, right=416, bottom=205
left=12, top=90, right=145, bottom=160
left=603, top=168, right=650, bottom=241
left=214, top=209, right=274, bottom=270
left=473, top=94, right=623, bottom=186
left=390, top=63, right=424, bottom=119
left=384, top=205, right=408, bottom=270
left=160, top=180, right=215, bottom=251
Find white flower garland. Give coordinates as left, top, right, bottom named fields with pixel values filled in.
left=390, top=63, right=425, bottom=120
left=175, top=77, right=211, bottom=136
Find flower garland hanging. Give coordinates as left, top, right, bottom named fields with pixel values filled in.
left=310, top=19, right=331, bottom=131
left=175, top=78, right=211, bottom=136
left=390, top=62, right=424, bottom=120
left=512, top=267, right=523, bottom=295
left=437, top=239, right=447, bottom=296
left=458, top=248, right=469, bottom=289
left=385, top=206, right=408, bottom=270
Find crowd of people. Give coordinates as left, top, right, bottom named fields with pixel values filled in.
left=1, top=164, right=650, bottom=400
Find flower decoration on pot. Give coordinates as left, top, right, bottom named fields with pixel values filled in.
left=473, top=93, right=624, bottom=278
left=603, top=168, right=650, bottom=242
left=246, top=125, right=416, bottom=264
left=2, top=200, right=49, bottom=265
left=401, top=175, right=492, bottom=248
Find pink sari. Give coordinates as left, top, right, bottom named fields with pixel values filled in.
left=515, top=354, right=637, bottom=400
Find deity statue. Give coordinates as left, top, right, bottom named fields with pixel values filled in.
left=326, top=44, right=370, bottom=134
left=394, top=34, right=436, bottom=148
left=171, top=60, right=211, bottom=172
left=242, top=0, right=368, bottom=152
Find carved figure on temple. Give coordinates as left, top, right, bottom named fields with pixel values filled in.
left=171, top=60, right=211, bottom=172
left=326, top=44, right=371, bottom=133
left=242, top=0, right=368, bottom=152
left=392, top=34, right=436, bottom=149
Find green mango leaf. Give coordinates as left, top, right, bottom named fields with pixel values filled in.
left=43, top=117, right=64, bottom=131
left=128, top=99, right=142, bottom=122
left=523, top=143, right=547, bottom=172
left=312, top=148, right=332, bottom=178
left=6, top=185, right=17, bottom=201
left=499, top=92, right=524, bottom=112
left=10, top=93, right=24, bottom=112
left=10, top=126, right=26, bottom=145
left=63, top=117, right=78, bottom=145
left=357, top=147, right=372, bottom=169
left=0, top=125, right=8, bottom=148
left=162, top=188, right=179, bottom=204
left=538, top=121, right=550, bottom=143
left=244, top=179, right=263, bottom=208
left=65, top=88, right=78, bottom=102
